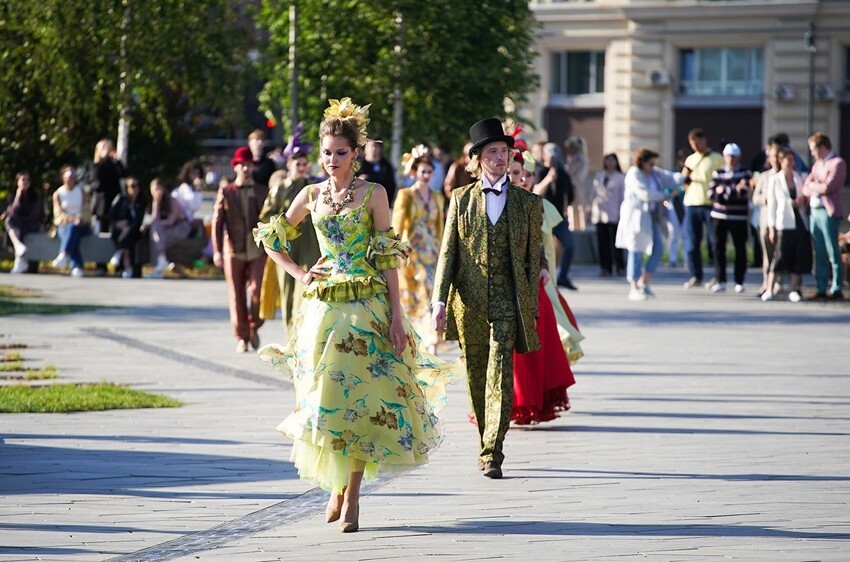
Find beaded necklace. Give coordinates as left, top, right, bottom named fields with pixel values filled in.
left=323, top=176, right=357, bottom=214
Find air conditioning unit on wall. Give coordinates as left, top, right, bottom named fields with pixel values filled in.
left=815, top=84, right=835, bottom=101
left=772, top=84, right=796, bottom=101
left=647, top=69, right=671, bottom=88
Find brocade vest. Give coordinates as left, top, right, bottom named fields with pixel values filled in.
left=487, top=212, right=516, bottom=321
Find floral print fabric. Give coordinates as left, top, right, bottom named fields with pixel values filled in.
left=254, top=187, right=462, bottom=494
left=393, top=189, right=443, bottom=348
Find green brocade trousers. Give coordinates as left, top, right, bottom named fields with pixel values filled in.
left=462, top=318, right=517, bottom=465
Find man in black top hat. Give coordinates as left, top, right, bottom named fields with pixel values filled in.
left=432, top=117, right=543, bottom=479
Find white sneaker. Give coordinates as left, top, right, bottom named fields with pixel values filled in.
left=150, top=255, right=169, bottom=274
left=13, top=241, right=28, bottom=257
left=70, top=267, right=84, bottom=278
left=710, top=283, right=726, bottom=293
left=51, top=252, right=69, bottom=268
left=109, top=250, right=123, bottom=268
left=788, top=291, right=802, bottom=303
left=734, top=284, right=745, bottom=294
left=121, top=268, right=134, bottom=279
left=704, top=278, right=717, bottom=290
left=761, top=291, right=774, bottom=302
left=10, top=257, right=28, bottom=274
left=628, top=288, right=647, bottom=301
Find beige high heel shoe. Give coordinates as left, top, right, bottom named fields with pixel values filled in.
left=338, top=503, right=359, bottom=533
left=326, top=492, right=344, bottom=523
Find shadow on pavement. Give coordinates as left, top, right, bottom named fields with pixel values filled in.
left=577, top=410, right=850, bottom=421
left=0, top=441, right=296, bottom=500
left=519, top=467, right=850, bottom=482
left=523, top=424, right=850, bottom=437
left=579, top=308, right=850, bottom=326
left=382, top=520, right=850, bottom=539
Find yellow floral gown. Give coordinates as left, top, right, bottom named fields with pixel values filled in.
left=253, top=183, right=462, bottom=494
left=391, top=188, right=445, bottom=349
left=541, top=199, right=585, bottom=364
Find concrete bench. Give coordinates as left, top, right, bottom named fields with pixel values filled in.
left=21, top=232, right=206, bottom=269
left=572, top=228, right=599, bottom=265
left=22, top=232, right=116, bottom=264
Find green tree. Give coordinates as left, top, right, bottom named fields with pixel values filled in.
left=256, top=0, right=537, bottom=158
left=0, top=0, right=246, bottom=196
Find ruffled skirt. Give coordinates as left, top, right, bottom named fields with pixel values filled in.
left=258, top=292, right=463, bottom=494
left=512, top=279, right=576, bottom=425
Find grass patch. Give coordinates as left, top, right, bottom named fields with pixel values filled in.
left=1, top=351, right=23, bottom=362
left=0, top=285, right=40, bottom=299
left=0, top=283, right=111, bottom=316
left=0, top=382, right=182, bottom=413
left=0, top=364, right=59, bottom=380
left=0, top=300, right=106, bottom=316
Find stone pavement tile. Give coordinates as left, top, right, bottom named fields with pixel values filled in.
left=3, top=270, right=850, bottom=560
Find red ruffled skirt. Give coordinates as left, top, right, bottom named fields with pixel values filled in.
left=511, top=279, right=576, bottom=425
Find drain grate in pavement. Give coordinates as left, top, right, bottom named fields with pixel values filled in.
left=105, top=476, right=395, bottom=561
left=84, top=327, right=287, bottom=388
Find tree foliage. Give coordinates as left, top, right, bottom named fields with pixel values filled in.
left=256, top=0, right=538, bottom=156
left=0, top=0, right=245, bottom=194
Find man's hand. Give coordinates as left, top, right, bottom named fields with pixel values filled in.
left=213, top=251, right=223, bottom=269
left=431, top=302, right=447, bottom=334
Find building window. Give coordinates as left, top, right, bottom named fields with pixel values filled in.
left=679, top=48, right=763, bottom=96
left=551, top=51, right=605, bottom=96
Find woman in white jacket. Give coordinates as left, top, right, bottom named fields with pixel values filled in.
left=763, top=147, right=812, bottom=302
left=615, top=148, right=682, bottom=300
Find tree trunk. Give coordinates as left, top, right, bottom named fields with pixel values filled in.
left=116, top=1, right=131, bottom=166
left=390, top=8, right=404, bottom=183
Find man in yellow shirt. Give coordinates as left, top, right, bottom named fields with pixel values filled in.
left=682, top=128, right=724, bottom=288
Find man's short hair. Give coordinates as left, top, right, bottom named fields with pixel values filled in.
left=248, top=129, right=265, bottom=141
left=808, top=131, right=832, bottom=150
left=687, top=128, right=706, bottom=141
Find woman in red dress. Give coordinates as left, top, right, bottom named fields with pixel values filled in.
left=510, top=151, right=576, bottom=424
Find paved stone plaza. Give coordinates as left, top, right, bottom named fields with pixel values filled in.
left=1, top=267, right=849, bottom=561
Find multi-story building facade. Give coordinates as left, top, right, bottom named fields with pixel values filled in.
left=523, top=0, right=850, bottom=170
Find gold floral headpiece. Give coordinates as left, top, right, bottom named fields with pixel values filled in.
left=323, top=98, right=371, bottom=147
left=400, top=144, right=430, bottom=177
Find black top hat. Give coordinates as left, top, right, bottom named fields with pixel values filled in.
left=468, top=118, right=514, bottom=156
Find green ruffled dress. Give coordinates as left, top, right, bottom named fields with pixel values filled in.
left=253, top=183, right=462, bottom=494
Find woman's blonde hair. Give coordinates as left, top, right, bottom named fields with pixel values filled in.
left=93, top=139, right=114, bottom=164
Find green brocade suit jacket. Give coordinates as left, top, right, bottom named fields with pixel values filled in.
left=433, top=180, right=543, bottom=352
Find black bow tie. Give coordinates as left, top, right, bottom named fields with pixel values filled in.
left=482, top=187, right=503, bottom=196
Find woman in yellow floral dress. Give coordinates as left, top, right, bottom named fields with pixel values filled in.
left=253, top=99, right=461, bottom=533
left=392, top=154, right=445, bottom=353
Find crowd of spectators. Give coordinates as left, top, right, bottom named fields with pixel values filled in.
left=2, top=128, right=847, bottom=304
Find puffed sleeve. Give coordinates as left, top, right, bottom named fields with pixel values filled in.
left=367, top=227, right=411, bottom=270
left=253, top=214, right=302, bottom=253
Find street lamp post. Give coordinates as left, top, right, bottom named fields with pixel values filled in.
left=805, top=21, right=816, bottom=166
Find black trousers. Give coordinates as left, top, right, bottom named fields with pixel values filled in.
left=595, top=222, right=624, bottom=273
left=111, top=226, right=142, bottom=265
left=712, top=218, right=748, bottom=284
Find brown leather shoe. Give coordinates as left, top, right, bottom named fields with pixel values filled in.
left=483, top=461, right=502, bottom=479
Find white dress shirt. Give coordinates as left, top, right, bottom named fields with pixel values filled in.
left=482, top=174, right=509, bottom=225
